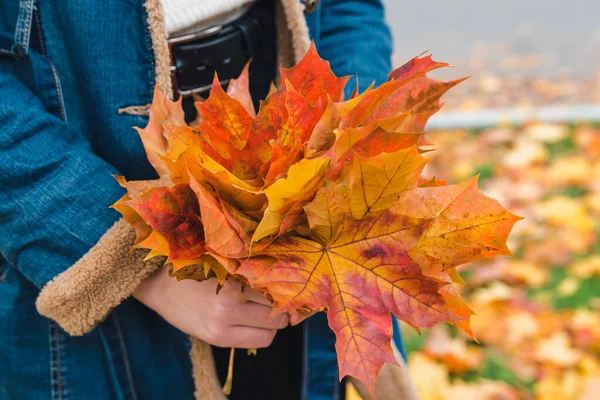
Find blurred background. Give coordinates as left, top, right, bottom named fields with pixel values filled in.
left=385, top=0, right=600, bottom=112
left=381, top=1, right=600, bottom=399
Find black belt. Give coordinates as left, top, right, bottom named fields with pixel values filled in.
left=168, top=0, right=276, bottom=121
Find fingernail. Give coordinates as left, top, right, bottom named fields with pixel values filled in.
left=278, top=317, right=289, bottom=329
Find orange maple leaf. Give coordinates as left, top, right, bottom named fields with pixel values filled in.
left=124, top=184, right=205, bottom=261
left=112, top=43, right=522, bottom=396
left=237, top=151, right=520, bottom=395
left=280, top=42, right=350, bottom=105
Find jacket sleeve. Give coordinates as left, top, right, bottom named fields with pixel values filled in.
left=317, top=0, right=393, bottom=96
left=0, top=67, right=162, bottom=335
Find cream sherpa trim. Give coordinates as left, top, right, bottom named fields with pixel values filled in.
left=36, top=219, right=164, bottom=336
left=275, top=1, right=294, bottom=69
left=191, top=337, right=228, bottom=400
left=279, top=0, right=311, bottom=64
left=144, top=0, right=174, bottom=99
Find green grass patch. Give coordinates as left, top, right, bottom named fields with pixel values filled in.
left=554, top=276, right=600, bottom=310
left=467, top=127, right=487, bottom=138
left=472, top=163, right=494, bottom=183
left=402, top=326, right=427, bottom=354
left=546, top=136, right=575, bottom=161
left=470, top=350, right=535, bottom=392
left=527, top=268, right=600, bottom=310
left=557, top=186, right=587, bottom=198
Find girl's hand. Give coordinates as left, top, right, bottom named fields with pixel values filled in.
left=134, top=265, right=289, bottom=348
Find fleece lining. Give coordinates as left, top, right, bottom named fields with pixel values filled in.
left=36, top=219, right=164, bottom=335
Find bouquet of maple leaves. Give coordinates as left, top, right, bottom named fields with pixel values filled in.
left=113, top=44, right=520, bottom=396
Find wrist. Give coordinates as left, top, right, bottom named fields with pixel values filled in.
left=133, top=263, right=169, bottom=310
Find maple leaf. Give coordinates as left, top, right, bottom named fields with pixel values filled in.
left=399, top=178, right=521, bottom=281
left=195, top=76, right=271, bottom=180
left=189, top=174, right=249, bottom=259
left=135, top=87, right=185, bottom=176
left=239, top=172, right=518, bottom=395
left=196, top=75, right=253, bottom=152
left=112, top=195, right=152, bottom=246
left=226, top=62, right=256, bottom=117
left=169, top=253, right=230, bottom=285
left=348, top=146, right=429, bottom=219
left=339, top=55, right=461, bottom=129
left=124, top=184, right=206, bottom=261
left=114, top=44, right=522, bottom=397
left=332, top=122, right=421, bottom=161
left=262, top=82, right=325, bottom=185
left=418, top=177, right=447, bottom=187
left=184, top=146, right=265, bottom=211
left=111, top=175, right=173, bottom=245
left=280, top=42, right=350, bottom=105
left=251, top=89, right=285, bottom=145
left=253, top=158, right=330, bottom=244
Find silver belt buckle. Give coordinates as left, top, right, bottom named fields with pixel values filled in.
left=168, top=25, right=230, bottom=98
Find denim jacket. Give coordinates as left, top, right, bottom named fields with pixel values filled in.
left=0, top=1, right=403, bottom=399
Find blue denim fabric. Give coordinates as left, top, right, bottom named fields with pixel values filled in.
left=0, top=1, right=400, bottom=399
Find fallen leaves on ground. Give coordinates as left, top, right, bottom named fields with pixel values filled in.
left=405, top=121, right=600, bottom=399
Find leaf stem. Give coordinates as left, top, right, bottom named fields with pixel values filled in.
left=222, top=347, right=235, bottom=395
